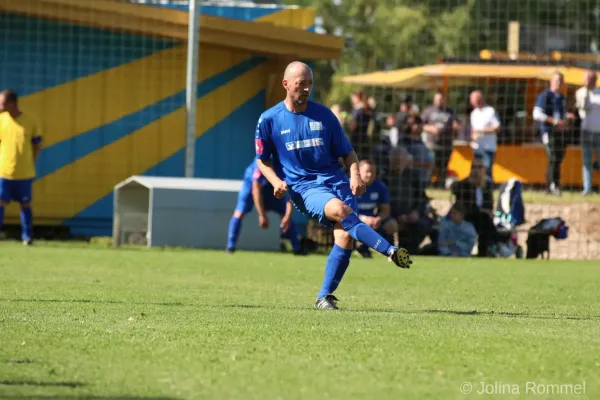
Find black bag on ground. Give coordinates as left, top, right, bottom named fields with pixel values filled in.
left=525, top=217, right=568, bottom=259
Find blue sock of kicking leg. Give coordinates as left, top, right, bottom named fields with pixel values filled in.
left=341, top=213, right=394, bottom=256
left=226, top=215, right=243, bottom=250
left=317, top=244, right=352, bottom=300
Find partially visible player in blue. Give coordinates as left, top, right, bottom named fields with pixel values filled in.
left=355, top=159, right=398, bottom=258
left=255, top=62, right=412, bottom=310
left=226, top=157, right=304, bottom=255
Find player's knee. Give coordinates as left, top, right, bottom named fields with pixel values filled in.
left=324, top=198, right=352, bottom=222
left=233, top=210, right=245, bottom=219
left=327, top=204, right=353, bottom=223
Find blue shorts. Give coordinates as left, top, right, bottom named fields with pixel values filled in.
left=289, top=178, right=358, bottom=228
left=235, top=181, right=287, bottom=215
left=0, top=178, right=33, bottom=204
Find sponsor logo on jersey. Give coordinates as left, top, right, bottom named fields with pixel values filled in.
left=281, top=129, right=291, bottom=135
left=309, top=121, right=323, bottom=131
left=285, top=138, right=324, bottom=151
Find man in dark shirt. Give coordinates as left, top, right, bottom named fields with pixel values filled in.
left=451, top=154, right=497, bottom=257
left=532, top=72, right=574, bottom=195
left=421, top=92, right=459, bottom=188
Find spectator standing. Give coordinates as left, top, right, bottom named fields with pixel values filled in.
left=438, top=202, right=477, bottom=257
left=576, top=70, right=600, bottom=195
left=469, top=90, right=501, bottom=182
left=0, top=89, right=43, bottom=245
left=421, top=92, right=460, bottom=187
left=533, top=72, right=573, bottom=196
left=349, top=89, right=379, bottom=160
left=403, top=115, right=435, bottom=193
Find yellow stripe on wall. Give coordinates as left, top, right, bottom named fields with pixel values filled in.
left=30, top=63, right=267, bottom=221
left=20, top=44, right=252, bottom=148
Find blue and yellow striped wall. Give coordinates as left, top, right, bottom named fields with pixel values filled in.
left=0, top=5, right=315, bottom=236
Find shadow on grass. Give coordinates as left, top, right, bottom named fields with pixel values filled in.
left=2, top=298, right=598, bottom=321
left=0, top=396, right=179, bottom=400
left=0, top=298, right=184, bottom=307
left=0, top=380, right=85, bottom=388
left=348, top=308, right=599, bottom=321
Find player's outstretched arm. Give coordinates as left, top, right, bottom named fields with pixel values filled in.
left=256, top=159, right=288, bottom=199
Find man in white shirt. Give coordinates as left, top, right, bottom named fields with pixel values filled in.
left=469, top=90, right=501, bottom=182
left=576, top=70, right=600, bottom=195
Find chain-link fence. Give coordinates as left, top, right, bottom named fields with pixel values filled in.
left=313, top=0, right=600, bottom=260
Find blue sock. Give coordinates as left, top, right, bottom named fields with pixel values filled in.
left=20, top=206, right=33, bottom=240
left=286, top=222, right=301, bottom=252
left=0, top=206, right=4, bottom=231
left=341, top=213, right=394, bottom=256
left=317, top=244, right=352, bottom=300
left=226, top=216, right=243, bottom=249
left=330, top=247, right=352, bottom=293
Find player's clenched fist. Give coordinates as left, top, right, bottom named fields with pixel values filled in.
left=273, top=180, right=288, bottom=199
left=350, top=174, right=366, bottom=196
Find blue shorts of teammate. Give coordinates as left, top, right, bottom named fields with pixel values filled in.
left=235, top=180, right=287, bottom=215
left=288, top=176, right=358, bottom=228
left=0, top=178, right=33, bottom=204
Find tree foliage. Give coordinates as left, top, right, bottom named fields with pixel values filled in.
left=283, top=0, right=599, bottom=104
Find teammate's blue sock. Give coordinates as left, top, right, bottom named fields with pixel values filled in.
left=286, top=222, right=301, bottom=252
left=341, top=213, right=394, bottom=256
left=226, top=216, right=243, bottom=249
left=317, top=244, right=352, bottom=299
left=0, top=206, right=4, bottom=231
left=20, top=206, right=33, bottom=240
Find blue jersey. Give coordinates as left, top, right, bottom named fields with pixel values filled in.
left=356, top=179, right=390, bottom=217
left=242, top=158, right=268, bottom=185
left=255, top=101, right=354, bottom=187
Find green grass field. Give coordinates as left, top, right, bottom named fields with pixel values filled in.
left=1, top=243, right=599, bottom=399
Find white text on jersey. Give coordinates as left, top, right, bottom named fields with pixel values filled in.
left=285, top=138, right=324, bottom=151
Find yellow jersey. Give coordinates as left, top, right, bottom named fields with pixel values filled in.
left=0, top=112, right=42, bottom=180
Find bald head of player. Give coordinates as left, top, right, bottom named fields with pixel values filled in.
left=282, top=61, right=313, bottom=112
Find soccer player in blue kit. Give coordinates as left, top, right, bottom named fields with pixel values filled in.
left=226, top=158, right=304, bottom=255
left=255, top=62, right=412, bottom=310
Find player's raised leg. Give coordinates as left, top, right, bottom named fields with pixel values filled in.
left=325, top=198, right=412, bottom=269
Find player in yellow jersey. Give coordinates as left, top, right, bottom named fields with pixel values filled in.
left=0, top=90, right=43, bottom=245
